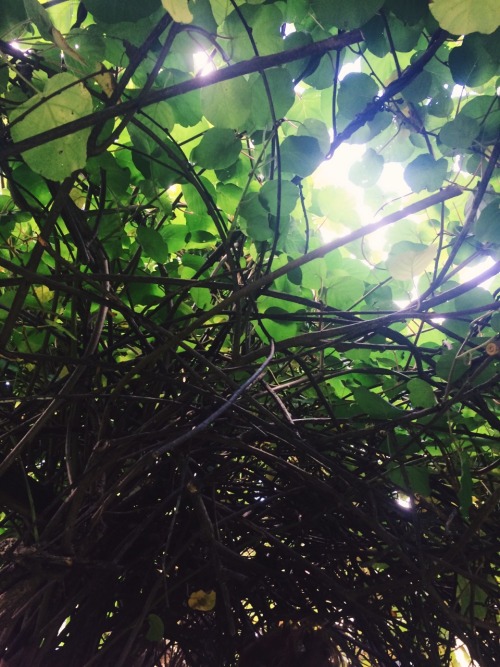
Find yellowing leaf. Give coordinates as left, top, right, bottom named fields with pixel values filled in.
left=161, top=0, right=193, bottom=23
left=187, top=589, right=216, bottom=611
left=94, top=70, right=115, bottom=98
left=430, top=0, right=500, bottom=35
left=33, top=285, right=54, bottom=304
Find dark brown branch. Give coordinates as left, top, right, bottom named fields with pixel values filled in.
left=0, top=30, right=363, bottom=160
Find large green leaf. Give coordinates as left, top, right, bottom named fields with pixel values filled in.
left=84, top=0, right=162, bottom=23
left=0, top=0, right=28, bottom=39
left=352, top=387, right=403, bottom=419
left=430, top=0, right=500, bottom=35
left=10, top=73, right=93, bottom=181
left=337, top=73, right=378, bottom=118
left=387, top=242, right=436, bottom=281
left=250, top=69, right=295, bottom=128
left=280, top=136, right=324, bottom=178
left=403, top=154, right=448, bottom=192
left=238, top=192, right=273, bottom=241
left=136, top=226, right=169, bottom=263
left=161, top=0, right=193, bottom=23
left=311, top=0, right=384, bottom=30
left=258, top=180, right=299, bottom=217
left=449, top=36, right=498, bottom=87
left=407, top=378, right=436, bottom=409
left=439, top=114, right=480, bottom=150
left=201, top=77, right=252, bottom=129
left=191, top=129, right=242, bottom=170
left=474, top=201, right=500, bottom=246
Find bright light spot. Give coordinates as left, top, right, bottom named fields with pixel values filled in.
left=314, top=143, right=409, bottom=263
left=315, top=143, right=364, bottom=189
left=395, top=493, right=412, bottom=510
left=378, top=162, right=408, bottom=198
left=57, top=617, right=71, bottom=636
left=193, top=51, right=216, bottom=76
left=452, top=84, right=465, bottom=98
left=459, top=255, right=496, bottom=289
left=338, top=58, right=361, bottom=81
left=283, top=23, right=296, bottom=36
left=452, top=639, right=480, bottom=667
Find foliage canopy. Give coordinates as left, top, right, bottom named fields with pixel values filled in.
left=0, top=0, right=499, bottom=665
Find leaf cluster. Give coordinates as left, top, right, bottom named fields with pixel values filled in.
left=0, top=1, right=499, bottom=665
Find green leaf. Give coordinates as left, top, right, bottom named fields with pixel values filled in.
left=191, top=129, right=241, bottom=170
left=474, top=201, right=500, bottom=245
left=402, top=71, right=432, bottom=104
left=490, top=313, right=500, bottom=333
left=349, top=148, right=384, bottom=187
left=84, top=0, right=162, bottom=23
left=315, top=186, right=361, bottom=229
left=430, top=0, right=500, bottom=36
left=407, top=378, right=436, bottom=409
left=403, top=154, right=448, bottom=192
left=258, top=180, right=299, bottom=217
left=387, top=242, right=436, bottom=281
left=439, top=114, right=480, bottom=150
left=434, top=346, right=469, bottom=383
left=209, top=0, right=233, bottom=24
left=24, top=0, right=53, bottom=41
left=388, top=464, right=431, bottom=497
left=145, top=613, right=164, bottom=642
left=0, top=0, right=28, bottom=40
left=326, top=277, right=364, bottom=310
left=297, top=118, right=330, bottom=154
left=280, top=136, right=324, bottom=178
left=311, top=0, right=384, bottom=30
left=239, top=192, right=272, bottom=242
left=10, top=73, right=93, bottom=182
left=250, top=69, right=295, bottom=128
left=161, top=0, right=193, bottom=23
left=449, top=36, right=497, bottom=87
left=426, top=89, right=453, bottom=118
left=338, top=73, right=378, bottom=117
left=129, top=103, right=176, bottom=154
left=201, top=77, right=252, bottom=129
left=352, top=387, right=403, bottom=419
left=384, top=0, right=430, bottom=25
left=137, top=226, right=169, bottom=263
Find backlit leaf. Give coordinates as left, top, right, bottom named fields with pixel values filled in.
left=10, top=73, right=93, bottom=181
left=430, top=0, right=500, bottom=35
left=387, top=242, right=437, bottom=281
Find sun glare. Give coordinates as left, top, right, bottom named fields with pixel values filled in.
left=193, top=51, right=216, bottom=76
